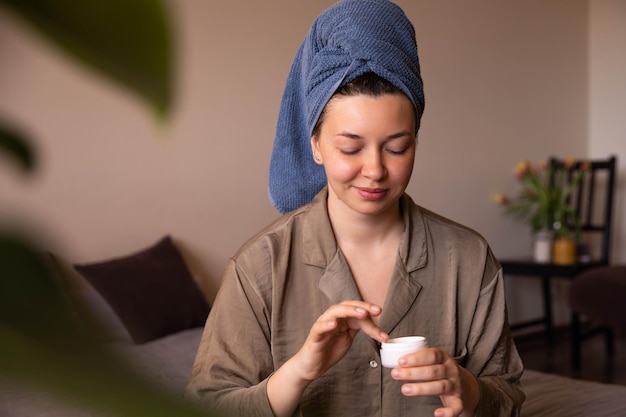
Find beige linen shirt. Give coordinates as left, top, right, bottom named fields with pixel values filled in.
left=186, top=188, right=525, bottom=416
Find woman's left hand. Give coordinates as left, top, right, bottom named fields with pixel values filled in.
left=390, top=348, right=480, bottom=417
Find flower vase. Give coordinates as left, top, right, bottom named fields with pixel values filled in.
left=553, top=237, right=577, bottom=265
left=532, top=229, right=553, bottom=263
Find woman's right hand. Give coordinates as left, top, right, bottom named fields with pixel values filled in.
left=295, top=300, right=389, bottom=380
left=267, top=300, right=388, bottom=417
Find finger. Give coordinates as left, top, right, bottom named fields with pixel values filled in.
left=354, top=315, right=388, bottom=342
left=391, top=362, right=448, bottom=382
left=317, top=302, right=388, bottom=342
left=397, top=347, right=448, bottom=368
left=323, top=312, right=388, bottom=343
left=433, top=405, right=462, bottom=417
left=313, top=305, right=368, bottom=335
left=317, top=301, right=383, bottom=322
left=307, top=317, right=343, bottom=342
left=400, top=379, right=453, bottom=398
left=434, top=397, right=464, bottom=417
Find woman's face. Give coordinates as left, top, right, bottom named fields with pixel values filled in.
left=311, top=93, right=416, bottom=218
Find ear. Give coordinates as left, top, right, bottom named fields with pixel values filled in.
left=310, top=136, right=323, bottom=165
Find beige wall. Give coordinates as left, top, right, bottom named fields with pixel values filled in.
left=589, top=0, right=626, bottom=264
left=0, top=1, right=621, bottom=325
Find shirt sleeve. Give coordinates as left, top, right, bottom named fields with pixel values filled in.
left=465, top=253, right=526, bottom=416
left=184, top=258, right=277, bottom=417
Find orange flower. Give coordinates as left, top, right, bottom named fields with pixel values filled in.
left=493, top=193, right=509, bottom=205
left=513, top=160, right=531, bottom=179
left=563, top=156, right=576, bottom=169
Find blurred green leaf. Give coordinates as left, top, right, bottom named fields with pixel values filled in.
left=0, top=233, right=218, bottom=417
left=0, top=122, right=36, bottom=173
left=0, top=2, right=204, bottom=414
left=0, top=233, right=78, bottom=343
left=0, top=0, right=174, bottom=118
left=1, top=325, right=217, bottom=417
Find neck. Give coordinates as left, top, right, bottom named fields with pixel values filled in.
left=327, top=191, right=404, bottom=247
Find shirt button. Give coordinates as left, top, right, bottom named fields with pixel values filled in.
left=369, top=360, right=379, bottom=368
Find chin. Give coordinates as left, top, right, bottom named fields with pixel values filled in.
left=351, top=200, right=397, bottom=216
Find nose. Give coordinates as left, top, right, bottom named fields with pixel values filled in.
left=361, top=149, right=386, bottom=181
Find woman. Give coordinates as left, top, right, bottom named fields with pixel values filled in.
left=186, top=1, right=524, bottom=416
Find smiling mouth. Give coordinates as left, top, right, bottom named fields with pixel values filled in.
left=356, top=187, right=387, bottom=200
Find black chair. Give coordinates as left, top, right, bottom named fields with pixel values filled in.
left=500, top=155, right=617, bottom=368
left=554, top=156, right=617, bottom=266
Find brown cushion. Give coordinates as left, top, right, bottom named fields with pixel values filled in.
left=568, top=265, right=626, bottom=335
left=74, top=236, right=210, bottom=344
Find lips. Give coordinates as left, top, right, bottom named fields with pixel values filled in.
left=356, top=187, right=388, bottom=200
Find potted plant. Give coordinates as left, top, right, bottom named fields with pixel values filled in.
left=494, top=157, right=589, bottom=264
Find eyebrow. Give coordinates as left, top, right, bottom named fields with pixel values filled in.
left=336, top=131, right=413, bottom=140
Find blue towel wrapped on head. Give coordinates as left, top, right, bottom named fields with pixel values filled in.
left=268, top=0, right=425, bottom=214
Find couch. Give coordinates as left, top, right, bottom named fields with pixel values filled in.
left=2, top=236, right=626, bottom=417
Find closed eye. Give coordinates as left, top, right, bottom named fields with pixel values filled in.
left=386, top=148, right=408, bottom=155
